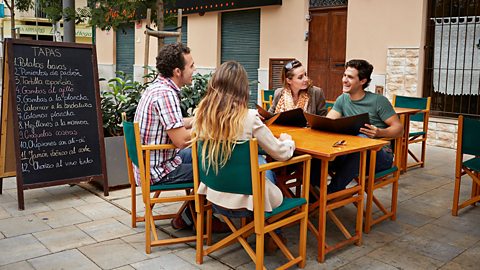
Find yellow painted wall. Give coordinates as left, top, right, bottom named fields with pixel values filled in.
left=186, top=12, right=220, bottom=68
left=259, top=1, right=309, bottom=68
left=95, top=29, right=115, bottom=64
left=346, top=0, right=427, bottom=74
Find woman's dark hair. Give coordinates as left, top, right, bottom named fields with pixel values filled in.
left=281, top=59, right=303, bottom=89
left=156, top=43, right=191, bottom=78
left=345, top=59, right=373, bottom=89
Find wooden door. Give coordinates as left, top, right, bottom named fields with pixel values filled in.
left=308, top=8, right=347, bottom=101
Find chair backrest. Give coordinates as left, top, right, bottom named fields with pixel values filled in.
left=459, top=116, right=480, bottom=156
left=123, top=120, right=140, bottom=167
left=393, top=95, right=431, bottom=122
left=194, top=140, right=256, bottom=195
left=261, top=89, right=275, bottom=110
left=326, top=100, right=335, bottom=112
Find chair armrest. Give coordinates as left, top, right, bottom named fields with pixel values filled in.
left=258, top=154, right=311, bottom=172
left=142, top=144, right=177, bottom=151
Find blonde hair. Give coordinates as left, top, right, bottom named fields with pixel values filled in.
left=192, top=61, right=250, bottom=174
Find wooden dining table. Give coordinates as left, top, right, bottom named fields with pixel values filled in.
left=269, top=125, right=387, bottom=262
left=394, top=107, right=421, bottom=173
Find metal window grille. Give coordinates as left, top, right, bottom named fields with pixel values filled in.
left=310, top=0, right=348, bottom=8
left=424, top=0, right=480, bottom=118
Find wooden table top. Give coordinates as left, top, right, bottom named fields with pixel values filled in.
left=269, top=125, right=387, bottom=160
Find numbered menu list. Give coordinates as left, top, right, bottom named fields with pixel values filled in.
left=13, top=45, right=102, bottom=185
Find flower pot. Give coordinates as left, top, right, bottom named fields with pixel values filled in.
left=104, top=136, right=130, bottom=188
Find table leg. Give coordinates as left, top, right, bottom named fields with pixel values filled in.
left=317, top=159, right=329, bottom=262
left=402, top=114, right=411, bottom=173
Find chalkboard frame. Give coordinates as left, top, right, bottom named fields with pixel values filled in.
left=1, top=39, right=109, bottom=209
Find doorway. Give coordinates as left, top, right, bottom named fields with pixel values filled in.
left=308, top=8, right=347, bottom=101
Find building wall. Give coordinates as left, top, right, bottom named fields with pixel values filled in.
left=185, top=1, right=309, bottom=97
left=346, top=0, right=428, bottom=97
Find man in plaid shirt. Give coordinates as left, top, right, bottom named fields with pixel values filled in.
left=134, top=43, right=195, bottom=229
left=134, top=43, right=195, bottom=186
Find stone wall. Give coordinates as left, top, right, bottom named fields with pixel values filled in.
left=410, top=117, right=458, bottom=149
left=386, top=48, right=420, bottom=99
left=386, top=47, right=458, bottom=150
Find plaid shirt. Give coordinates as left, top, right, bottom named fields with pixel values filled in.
left=133, top=76, right=184, bottom=185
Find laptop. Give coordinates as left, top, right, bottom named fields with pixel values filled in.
left=304, top=112, right=370, bottom=135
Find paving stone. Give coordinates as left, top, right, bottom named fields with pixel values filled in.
left=39, top=193, right=90, bottom=210
left=120, top=232, right=181, bottom=258
left=2, top=199, right=52, bottom=217
left=44, top=184, right=85, bottom=196
left=175, top=247, right=232, bottom=270
left=79, top=239, right=148, bottom=269
left=440, top=261, right=470, bottom=270
left=395, top=205, right=436, bottom=227
left=0, top=192, right=15, bottom=204
left=35, top=207, right=91, bottom=228
left=433, top=211, right=480, bottom=237
left=0, top=206, right=11, bottom=220
left=337, top=256, right=398, bottom=270
left=33, top=225, right=96, bottom=253
left=392, top=233, right=465, bottom=263
left=0, top=261, right=35, bottom=270
left=0, top=177, right=17, bottom=190
left=6, top=188, right=51, bottom=200
left=113, top=266, right=136, bottom=270
left=75, top=201, right=127, bottom=220
left=77, top=217, right=137, bottom=242
left=131, top=253, right=198, bottom=270
left=0, top=234, right=49, bottom=266
left=368, top=243, right=444, bottom=269
left=28, top=249, right=100, bottom=270
left=113, top=214, right=146, bottom=233
left=0, top=214, right=51, bottom=237
left=73, top=189, right=105, bottom=203
left=451, top=243, right=480, bottom=269
left=411, top=223, right=480, bottom=249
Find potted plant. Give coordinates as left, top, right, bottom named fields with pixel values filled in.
left=179, top=73, right=211, bottom=117
left=100, top=71, right=153, bottom=187
left=100, top=71, right=210, bottom=187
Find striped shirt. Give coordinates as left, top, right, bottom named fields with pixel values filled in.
left=133, top=76, right=184, bottom=185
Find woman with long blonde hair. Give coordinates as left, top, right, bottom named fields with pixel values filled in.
left=193, top=61, right=295, bottom=213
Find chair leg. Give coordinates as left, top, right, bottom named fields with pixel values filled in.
left=391, top=177, right=399, bottom=221
left=298, top=206, right=308, bottom=268
left=420, top=139, right=427, bottom=168
left=196, top=199, right=204, bottom=264
left=131, top=184, right=137, bottom=228
left=145, top=203, right=152, bottom=254
left=255, top=233, right=265, bottom=270
left=452, top=174, right=462, bottom=216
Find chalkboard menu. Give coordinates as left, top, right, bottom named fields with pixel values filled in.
left=1, top=39, right=108, bottom=209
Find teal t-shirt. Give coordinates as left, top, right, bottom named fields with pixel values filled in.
left=332, top=92, right=396, bottom=129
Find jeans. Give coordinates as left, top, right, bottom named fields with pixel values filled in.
left=164, top=148, right=193, bottom=184
left=327, top=134, right=393, bottom=193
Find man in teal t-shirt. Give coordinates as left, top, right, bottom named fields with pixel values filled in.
left=326, top=59, right=403, bottom=193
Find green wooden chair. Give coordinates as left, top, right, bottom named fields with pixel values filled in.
left=452, top=115, right=480, bottom=216
left=326, top=100, right=335, bottom=112
left=364, top=136, right=402, bottom=233
left=392, top=95, right=431, bottom=169
left=122, top=113, right=210, bottom=253
left=193, top=139, right=312, bottom=270
left=260, top=89, right=275, bottom=110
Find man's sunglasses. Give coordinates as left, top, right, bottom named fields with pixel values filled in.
left=284, top=60, right=301, bottom=71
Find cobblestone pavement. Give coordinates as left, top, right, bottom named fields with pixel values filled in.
left=1, top=144, right=479, bottom=270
